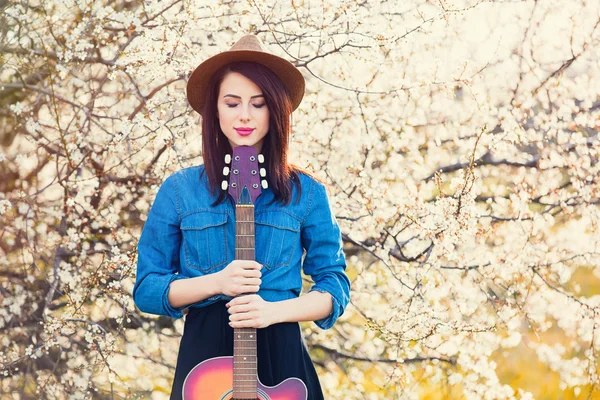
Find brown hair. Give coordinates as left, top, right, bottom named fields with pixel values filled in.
left=200, top=61, right=316, bottom=206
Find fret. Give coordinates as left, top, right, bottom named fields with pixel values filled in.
left=236, top=220, right=254, bottom=223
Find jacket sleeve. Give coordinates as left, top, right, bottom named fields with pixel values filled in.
left=133, top=174, right=187, bottom=319
left=301, top=179, right=351, bottom=330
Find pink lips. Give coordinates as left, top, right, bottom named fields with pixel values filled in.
left=235, top=128, right=254, bottom=136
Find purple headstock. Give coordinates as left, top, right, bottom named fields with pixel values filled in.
left=221, top=146, right=267, bottom=205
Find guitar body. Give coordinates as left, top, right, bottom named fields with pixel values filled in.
left=182, top=356, right=308, bottom=400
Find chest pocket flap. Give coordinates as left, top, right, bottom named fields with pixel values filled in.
left=180, top=212, right=228, bottom=273
left=254, top=211, right=300, bottom=270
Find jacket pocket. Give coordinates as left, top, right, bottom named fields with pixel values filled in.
left=180, top=212, right=228, bottom=273
left=255, top=211, right=300, bottom=270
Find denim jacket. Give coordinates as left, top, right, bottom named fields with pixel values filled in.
left=132, top=165, right=351, bottom=330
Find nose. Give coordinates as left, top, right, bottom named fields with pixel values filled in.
left=239, top=103, right=251, bottom=122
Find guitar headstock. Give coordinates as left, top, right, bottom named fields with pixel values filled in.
left=221, top=146, right=267, bottom=205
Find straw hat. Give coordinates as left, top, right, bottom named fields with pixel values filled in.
left=186, top=34, right=305, bottom=117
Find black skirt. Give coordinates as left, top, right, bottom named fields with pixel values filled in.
left=169, top=301, right=325, bottom=400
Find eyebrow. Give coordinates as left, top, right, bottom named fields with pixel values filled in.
left=223, top=94, right=264, bottom=99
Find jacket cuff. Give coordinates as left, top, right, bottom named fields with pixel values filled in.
left=162, top=274, right=188, bottom=319
left=308, top=286, right=343, bottom=330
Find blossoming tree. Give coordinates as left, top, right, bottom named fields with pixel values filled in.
left=1, top=0, right=599, bottom=399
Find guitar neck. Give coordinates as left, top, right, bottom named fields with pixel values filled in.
left=233, top=204, right=258, bottom=398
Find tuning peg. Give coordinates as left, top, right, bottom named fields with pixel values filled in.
left=223, top=166, right=230, bottom=176
left=258, top=154, right=264, bottom=163
left=225, top=154, right=231, bottom=164
left=261, top=179, right=268, bottom=189
left=221, top=180, right=228, bottom=190
left=260, top=168, right=266, bottom=177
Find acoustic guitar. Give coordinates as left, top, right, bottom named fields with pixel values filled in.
left=181, top=145, right=308, bottom=399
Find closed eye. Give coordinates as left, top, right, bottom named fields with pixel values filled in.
left=226, top=103, right=266, bottom=108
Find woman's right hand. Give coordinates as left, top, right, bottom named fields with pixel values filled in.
left=216, top=260, right=262, bottom=297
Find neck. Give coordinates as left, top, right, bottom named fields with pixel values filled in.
left=233, top=204, right=258, bottom=398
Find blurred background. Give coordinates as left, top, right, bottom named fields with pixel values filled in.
left=1, top=0, right=599, bottom=398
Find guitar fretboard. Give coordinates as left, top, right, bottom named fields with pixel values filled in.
left=233, top=204, right=258, bottom=399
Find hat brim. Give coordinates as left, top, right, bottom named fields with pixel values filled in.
left=186, top=50, right=305, bottom=116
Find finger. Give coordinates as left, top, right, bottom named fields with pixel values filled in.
left=234, top=274, right=260, bottom=284
left=233, top=280, right=260, bottom=292
left=231, top=260, right=259, bottom=272
left=230, top=260, right=247, bottom=268
left=239, top=294, right=260, bottom=301
left=227, top=295, right=251, bottom=307
left=226, top=296, right=246, bottom=312
left=243, top=269, right=262, bottom=278
left=241, top=261, right=262, bottom=270
left=229, top=320, right=257, bottom=329
left=240, top=285, right=260, bottom=293
left=229, top=302, right=258, bottom=314
left=229, top=311, right=257, bottom=322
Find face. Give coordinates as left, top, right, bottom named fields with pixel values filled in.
left=217, top=71, right=270, bottom=153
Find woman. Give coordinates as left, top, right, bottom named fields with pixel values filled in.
left=133, top=34, right=351, bottom=400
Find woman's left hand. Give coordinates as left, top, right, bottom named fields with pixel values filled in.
left=226, top=294, right=277, bottom=329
